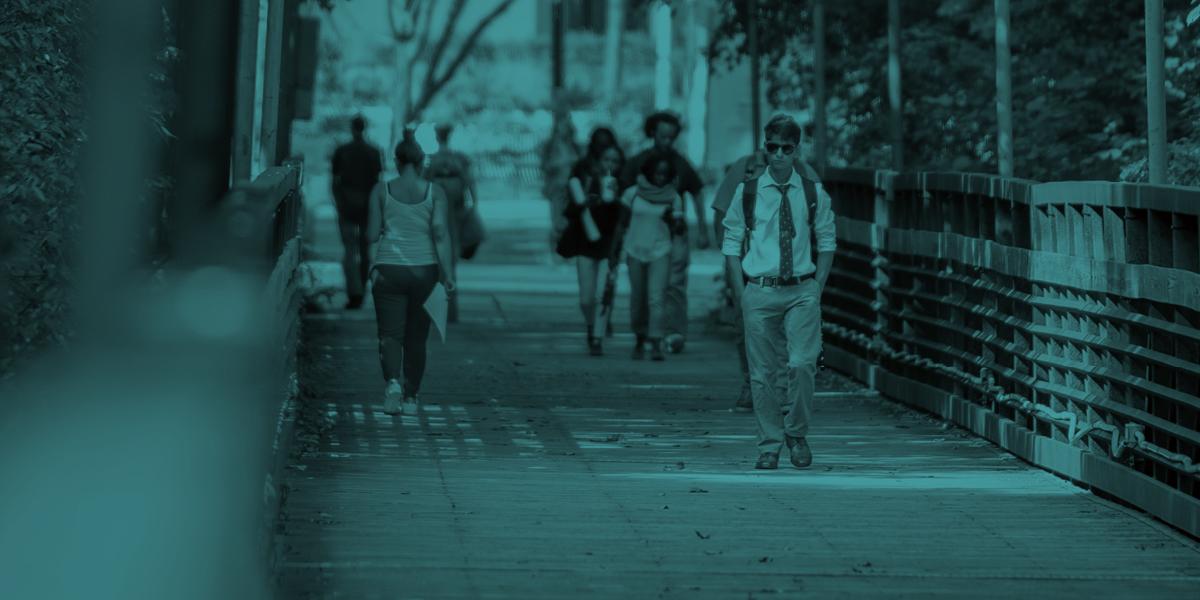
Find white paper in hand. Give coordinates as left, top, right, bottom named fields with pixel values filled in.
left=424, top=283, right=448, bottom=342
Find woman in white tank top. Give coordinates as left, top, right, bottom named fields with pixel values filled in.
left=364, top=130, right=456, bottom=416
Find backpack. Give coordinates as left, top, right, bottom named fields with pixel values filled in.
left=739, top=153, right=820, bottom=261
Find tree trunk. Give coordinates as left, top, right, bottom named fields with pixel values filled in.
left=602, top=0, right=624, bottom=117
left=1144, top=0, right=1167, bottom=184
left=887, top=0, right=903, bottom=172
left=652, top=0, right=671, bottom=110
left=995, top=0, right=1013, bottom=177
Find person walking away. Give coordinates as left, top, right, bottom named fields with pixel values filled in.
left=619, top=112, right=709, bottom=354
left=554, top=127, right=626, bottom=356
left=331, top=115, right=383, bottom=309
left=366, top=130, right=457, bottom=416
left=621, top=151, right=682, bottom=362
left=711, top=146, right=824, bottom=413
left=426, top=123, right=477, bottom=323
left=721, top=115, right=836, bottom=470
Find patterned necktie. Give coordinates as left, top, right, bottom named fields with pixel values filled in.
left=776, top=183, right=796, bottom=278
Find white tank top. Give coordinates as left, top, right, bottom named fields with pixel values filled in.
left=374, top=180, right=437, bottom=266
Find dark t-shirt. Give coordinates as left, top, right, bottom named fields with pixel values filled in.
left=332, top=139, right=383, bottom=193
left=619, top=147, right=703, bottom=199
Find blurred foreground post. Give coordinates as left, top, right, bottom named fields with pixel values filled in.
left=0, top=2, right=281, bottom=598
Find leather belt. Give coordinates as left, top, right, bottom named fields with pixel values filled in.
left=745, top=273, right=814, bottom=287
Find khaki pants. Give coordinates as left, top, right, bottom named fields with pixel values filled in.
left=741, top=278, right=822, bottom=454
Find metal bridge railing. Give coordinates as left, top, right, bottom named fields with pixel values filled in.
left=821, top=167, right=1200, bottom=537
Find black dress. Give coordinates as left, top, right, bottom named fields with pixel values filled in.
left=555, top=159, right=625, bottom=260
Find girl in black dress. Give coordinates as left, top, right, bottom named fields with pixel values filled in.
left=555, top=127, right=626, bottom=356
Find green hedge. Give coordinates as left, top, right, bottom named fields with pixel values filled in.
left=0, top=0, right=86, bottom=374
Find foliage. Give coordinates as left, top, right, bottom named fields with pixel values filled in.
left=0, top=0, right=86, bottom=373
left=710, top=0, right=1200, bottom=184
left=0, top=1, right=178, bottom=375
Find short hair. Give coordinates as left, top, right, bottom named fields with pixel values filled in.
left=764, top=114, right=803, bottom=143
left=643, top=111, right=682, bottom=139
left=394, top=128, right=425, bottom=167
left=351, top=115, right=366, bottom=133
left=639, top=150, right=677, bottom=182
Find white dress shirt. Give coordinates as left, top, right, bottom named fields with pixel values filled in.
left=720, top=168, right=837, bottom=278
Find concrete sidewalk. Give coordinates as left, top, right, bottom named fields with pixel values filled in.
left=278, top=182, right=1200, bottom=598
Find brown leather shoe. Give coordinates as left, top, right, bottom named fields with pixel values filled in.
left=786, top=436, right=813, bottom=468
left=754, top=452, right=779, bottom=470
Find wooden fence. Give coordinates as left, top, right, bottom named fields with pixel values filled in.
left=820, top=168, right=1200, bottom=537
left=226, top=161, right=306, bottom=571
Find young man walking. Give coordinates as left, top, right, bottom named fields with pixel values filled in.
left=331, top=115, right=383, bottom=309
left=619, top=112, right=710, bottom=354
left=711, top=151, right=824, bottom=412
left=721, top=115, right=836, bottom=470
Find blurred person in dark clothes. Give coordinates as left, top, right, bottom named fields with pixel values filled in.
left=332, top=114, right=383, bottom=309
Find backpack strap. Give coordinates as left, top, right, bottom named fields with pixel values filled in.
left=802, top=178, right=819, bottom=258
left=740, top=176, right=759, bottom=261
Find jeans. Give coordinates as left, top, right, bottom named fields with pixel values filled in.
left=741, top=278, right=822, bottom=454
left=664, top=232, right=690, bottom=341
left=627, top=254, right=671, bottom=339
left=372, top=264, right=439, bottom=396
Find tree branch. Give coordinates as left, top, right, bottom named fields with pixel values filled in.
left=423, top=0, right=468, bottom=94
left=387, top=0, right=418, bottom=42
left=413, top=0, right=515, bottom=118
left=412, top=0, right=438, bottom=66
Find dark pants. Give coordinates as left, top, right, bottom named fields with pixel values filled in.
left=338, top=220, right=370, bottom=302
left=372, top=264, right=439, bottom=396
left=335, top=187, right=372, bottom=302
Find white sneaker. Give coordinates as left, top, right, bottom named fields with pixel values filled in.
left=383, top=380, right=403, bottom=415
left=401, top=395, right=419, bottom=415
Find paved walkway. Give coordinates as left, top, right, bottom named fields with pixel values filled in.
left=277, top=184, right=1200, bottom=598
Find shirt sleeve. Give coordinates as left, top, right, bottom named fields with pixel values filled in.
left=814, top=182, right=837, bottom=253
left=721, top=183, right=746, bottom=257
left=710, top=157, right=748, bottom=214
left=677, top=156, right=703, bottom=197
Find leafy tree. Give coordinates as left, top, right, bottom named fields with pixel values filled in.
left=710, top=0, right=1200, bottom=184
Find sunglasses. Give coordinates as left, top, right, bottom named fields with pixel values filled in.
left=765, top=142, right=796, bottom=155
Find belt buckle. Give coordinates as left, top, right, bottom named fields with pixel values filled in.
left=763, top=276, right=779, bottom=287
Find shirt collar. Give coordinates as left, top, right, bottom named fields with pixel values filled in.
left=758, top=168, right=802, bottom=190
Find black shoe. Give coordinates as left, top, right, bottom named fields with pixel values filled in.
left=786, top=436, right=813, bottom=468
left=664, top=333, right=685, bottom=354
left=588, top=336, right=603, bottom=356
left=755, top=452, right=779, bottom=470
left=344, top=296, right=363, bottom=310
left=649, top=339, right=665, bottom=361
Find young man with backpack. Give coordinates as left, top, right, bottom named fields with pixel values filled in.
left=711, top=147, right=823, bottom=413
left=720, top=114, right=837, bottom=470
left=425, top=124, right=478, bottom=323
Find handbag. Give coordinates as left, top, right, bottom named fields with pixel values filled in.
left=458, top=205, right=485, bottom=260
